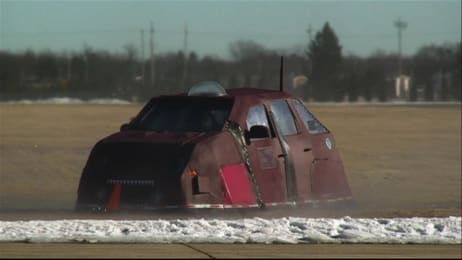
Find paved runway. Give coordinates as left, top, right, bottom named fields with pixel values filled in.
left=1, top=243, right=461, bottom=258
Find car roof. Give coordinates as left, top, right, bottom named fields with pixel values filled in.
left=226, top=88, right=292, bottom=100
left=147, top=87, right=297, bottom=127
left=155, top=87, right=292, bottom=101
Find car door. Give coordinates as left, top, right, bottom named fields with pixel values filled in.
left=291, top=99, right=352, bottom=200
left=267, top=99, right=314, bottom=203
left=245, top=104, right=287, bottom=204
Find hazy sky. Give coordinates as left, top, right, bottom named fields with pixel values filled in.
left=1, top=0, right=460, bottom=59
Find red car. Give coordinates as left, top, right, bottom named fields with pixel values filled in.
left=76, top=81, right=353, bottom=211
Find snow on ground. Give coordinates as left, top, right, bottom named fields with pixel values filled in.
left=0, top=217, right=460, bottom=244
left=0, top=97, right=131, bottom=105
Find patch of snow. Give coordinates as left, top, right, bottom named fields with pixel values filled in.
left=0, top=216, right=460, bottom=244
left=0, top=97, right=131, bottom=105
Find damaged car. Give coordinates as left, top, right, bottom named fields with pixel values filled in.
left=75, top=81, right=353, bottom=211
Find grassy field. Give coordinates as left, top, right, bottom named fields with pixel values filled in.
left=0, top=103, right=460, bottom=216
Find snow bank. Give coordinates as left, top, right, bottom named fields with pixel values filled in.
left=0, top=97, right=131, bottom=105
left=0, top=216, right=460, bottom=244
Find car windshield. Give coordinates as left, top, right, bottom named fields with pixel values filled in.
left=132, top=97, right=234, bottom=133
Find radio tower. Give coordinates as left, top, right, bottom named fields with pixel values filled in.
left=394, top=17, right=407, bottom=75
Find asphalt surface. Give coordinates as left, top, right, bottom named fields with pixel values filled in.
left=1, top=243, right=461, bottom=259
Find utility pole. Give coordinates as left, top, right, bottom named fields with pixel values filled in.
left=306, top=23, right=313, bottom=100
left=150, top=21, right=155, bottom=88
left=83, top=55, right=88, bottom=84
left=140, top=28, right=145, bottom=86
left=182, top=22, right=188, bottom=90
left=394, top=17, right=407, bottom=75
left=306, top=23, right=313, bottom=76
left=0, top=0, right=4, bottom=50
left=67, top=53, right=71, bottom=80
left=306, top=24, right=313, bottom=43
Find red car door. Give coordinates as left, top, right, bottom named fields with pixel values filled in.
left=245, top=104, right=288, bottom=204
left=291, top=99, right=352, bottom=201
left=267, top=99, right=314, bottom=203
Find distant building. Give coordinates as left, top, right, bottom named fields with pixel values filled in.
left=395, top=74, right=411, bottom=100
left=292, top=75, right=308, bottom=89
left=289, top=75, right=308, bottom=99
left=431, top=71, right=452, bottom=101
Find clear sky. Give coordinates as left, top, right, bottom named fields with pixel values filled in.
left=1, top=0, right=460, bottom=59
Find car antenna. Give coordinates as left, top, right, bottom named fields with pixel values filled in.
left=279, top=56, right=284, bottom=92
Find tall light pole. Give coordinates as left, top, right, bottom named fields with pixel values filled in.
left=150, top=22, right=155, bottom=88
left=83, top=55, right=88, bottom=84
left=140, top=28, right=145, bottom=86
left=182, top=22, right=189, bottom=90
left=394, top=17, right=407, bottom=75
left=67, top=53, right=71, bottom=80
left=306, top=23, right=313, bottom=100
left=306, top=23, right=313, bottom=75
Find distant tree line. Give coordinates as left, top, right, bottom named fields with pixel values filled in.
left=0, top=22, right=460, bottom=102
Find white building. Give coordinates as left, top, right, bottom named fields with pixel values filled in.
left=395, top=74, right=411, bottom=100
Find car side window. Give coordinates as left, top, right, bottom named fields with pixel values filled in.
left=270, top=100, right=298, bottom=136
left=246, top=104, right=273, bottom=139
left=292, top=99, right=329, bottom=134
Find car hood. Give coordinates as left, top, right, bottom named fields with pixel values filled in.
left=84, top=130, right=219, bottom=181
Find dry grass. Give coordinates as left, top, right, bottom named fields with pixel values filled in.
left=309, top=104, right=461, bottom=211
left=0, top=104, right=141, bottom=209
left=0, top=103, right=460, bottom=215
